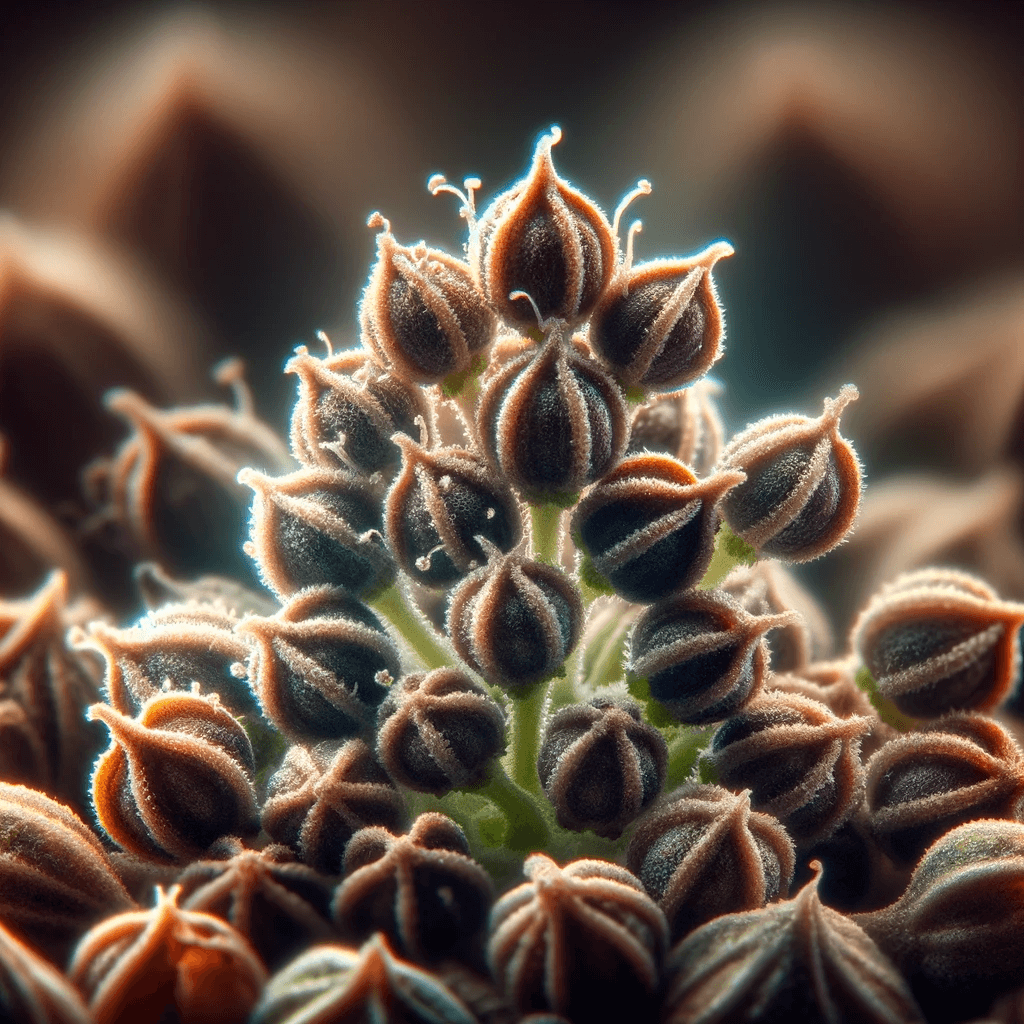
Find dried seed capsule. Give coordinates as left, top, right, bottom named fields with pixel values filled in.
left=628, top=589, right=797, bottom=724
left=447, top=551, right=582, bottom=692
left=469, top=126, right=616, bottom=329
left=237, top=586, right=400, bottom=742
left=384, top=438, right=523, bottom=588
left=261, top=738, right=405, bottom=874
left=571, top=454, right=744, bottom=603
left=488, top=853, right=668, bottom=1021
left=851, top=567, right=1024, bottom=718
left=625, top=783, right=795, bottom=942
left=477, top=332, right=629, bottom=501
left=69, top=884, right=266, bottom=1024
left=332, top=813, right=493, bottom=965
left=590, top=242, right=732, bottom=392
left=711, top=691, right=871, bottom=846
left=0, top=918, right=91, bottom=1024
left=720, top=386, right=862, bottom=562
left=663, top=867, right=925, bottom=1024
left=89, top=690, right=259, bottom=863
left=537, top=696, right=668, bottom=838
left=376, top=667, right=506, bottom=795
left=627, top=379, right=725, bottom=475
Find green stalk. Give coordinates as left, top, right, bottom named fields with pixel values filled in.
left=368, top=584, right=451, bottom=671
left=700, top=523, right=757, bottom=590
left=468, top=761, right=549, bottom=852
left=507, top=681, right=547, bottom=797
left=530, top=503, right=562, bottom=564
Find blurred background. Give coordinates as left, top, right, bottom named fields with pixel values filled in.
left=2, top=0, right=1024, bottom=633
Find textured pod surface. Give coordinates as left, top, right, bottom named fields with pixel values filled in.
left=0, top=919, right=91, bottom=1024
left=627, top=379, right=725, bottom=475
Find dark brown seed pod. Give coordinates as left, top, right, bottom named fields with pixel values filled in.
left=476, top=332, right=629, bottom=502
left=589, top=242, right=732, bottom=392
left=720, top=385, right=862, bottom=562
left=469, top=126, right=616, bottom=329
left=384, top=438, right=523, bottom=588
left=625, top=783, right=795, bottom=943
left=237, top=586, right=400, bottom=743
left=261, top=738, right=406, bottom=874
left=359, top=214, right=495, bottom=385
left=711, top=690, right=872, bottom=846
left=133, top=562, right=279, bottom=617
left=447, top=550, right=582, bottom=692
left=571, top=453, right=744, bottom=603
left=627, top=589, right=798, bottom=724
left=0, top=918, right=91, bottom=1024
left=69, top=884, right=266, bottom=1024
left=89, top=690, right=259, bottom=863
left=536, top=696, right=668, bottom=838
left=488, top=853, right=668, bottom=1021
left=663, top=866, right=925, bottom=1024
left=851, top=567, right=1024, bottom=718
left=332, top=812, right=493, bottom=965
left=376, top=667, right=506, bottom=795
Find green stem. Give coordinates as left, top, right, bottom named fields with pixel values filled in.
left=530, top=503, right=562, bottom=564
left=467, top=762, right=549, bottom=853
left=548, top=644, right=581, bottom=712
left=700, top=524, right=756, bottom=590
left=368, top=584, right=451, bottom=671
left=507, top=681, right=547, bottom=796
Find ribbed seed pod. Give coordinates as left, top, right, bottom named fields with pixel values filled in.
left=627, top=379, right=725, bottom=476
left=589, top=242, right=732, bottom=392
left=720, top=386, right=862, bottom=562
left=488, top=853, right=668, bottom=1021
left=628, top=589, right=798, bottom=724
left=864, top=712, right=1024, bottom=866
left=537, top=696, right=668, bottom=838
left=469, top=126, right=616, bottom=330
left=237, top=586, right=400, bottom=742
left=69, top=884, right=266, bottom=1024
left=476, top=333, right=628, bottom=502
left=626, top=783, right=795, bottom=942
left=261, top=739, right=405, bottom=875
left=239, top=466, right=395, bottom=600
left=0, top=919, right=91, bottom=1024
left=384, top=438, right=522, bottom=587
left=332, top=813, right=493, bottom=965
left=663, top=867, right=925, bottom=1024
left=89, top=690, right=259, bottom=862
left=376, top=667, right=507, bottom=795
left=571, top=454, right=744, bottom=603
left=447, top=551, right=582, bottom=692
left=711, top=691, right=871, bottom=846
left=851, top=567, right=1024, bottom=718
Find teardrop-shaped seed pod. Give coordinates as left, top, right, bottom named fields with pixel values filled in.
left=720, top=386, right=862, bottom=562
left=447, top=551, right=582, bottom=692
left=0, top=918, right=91, bottom=1024
left=470, top=126, right=616, bottom=329
left=237, top=586, right=400, bottom=743
left=590, top=242, right=732, bottom=392
left=626, top=783, right=795, bottom=943
left=89, top=690, right=259, bottom=863
left=711, top=691, right=871, bottom=847
left=488, top=853, right=668, bottom=1021
left=571, top=454, right=744, bottom=603
left=384, top=438, right=523, bottom=587
left=628, top=589, right=798, bottom=724
left=69, top=884, right=266, bottom=1024
left=627, top=379, right=725, bottom=476
left=537, top=696, right=668, bottom=839
left=376, top=667, right=507, bottom=795
left=851, top=567, right=1024, bottom=718
left=664, top=866, right=925, bottom=1024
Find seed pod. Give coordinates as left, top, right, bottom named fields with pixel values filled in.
left=384, top=438, right=522, bottom=588
left=537, top=696, right=668, bottom=838
left=332, top=813, right=493, bottom=965
left=133, top=562, right=279, bottom=617
left=447, top=550, right=582, bottom=692
left=663, top=867, right=925, bottom=1024
left=627, top=379, right=725, bottom=475
left=0, top=918, right=91, bottom=1024
left=851, top=567, right=1024, bottom=718
left=237, top=586, right=400, bottom=743
left=488, top=853, right=668, bottom=1021
left=711, top=691, right=871, bottom=846
left=625, top=783, right=795, bottom=943
left=470, top=126, right=616, bottom=329
left=628, top=589, right=798, bottom=724
left=571, top=454, right=744, bottom=603
left=239, top=465, right=395, bottom=600
left=590, top=242, right=732, bottom=392
left=376, top=667, right=507, bottom=795
left=720, top=386, right=862, bottom=562
left=477, top=333, right=629, bottom=501
left=89, top=690, right=259, bottom=862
